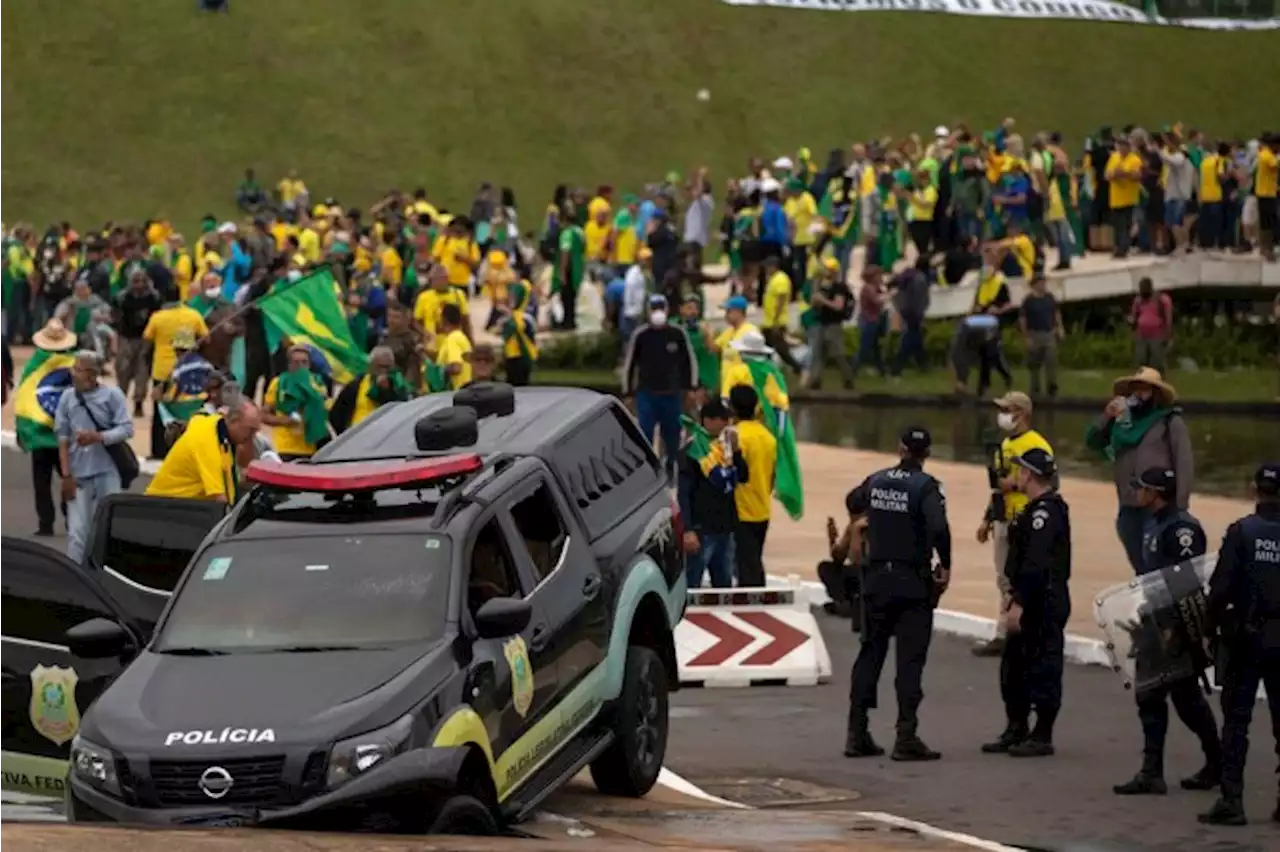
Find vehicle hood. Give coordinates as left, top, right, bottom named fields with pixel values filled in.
left=83, top=644, right=448, bottom=754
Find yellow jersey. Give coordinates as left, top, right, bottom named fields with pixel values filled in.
left=436, top=329, right=473, bottom=390
left=146, top=414, right=235, bottom=501
left=734, top=419, right=777, bottom=523
left=1106, top=152, right=1143, bottom=209
left=762, top=271, right=791, bottom=329
left=143, top=306, right=209, bottom=381
left=1199, top=155, right=1225, bottom=204
left=784, top=192, right=818, bottom=247
left=265, top=375, right=329, bottom=458
left=432, top=236, right=480, bottom=287
left=414, top=288, right=469, bottom=338
left=714, top=322, right=760, bottom=399
left=995, top=429, right=1054, bottom=522
left=1255, top=147, right=1278, bottom=199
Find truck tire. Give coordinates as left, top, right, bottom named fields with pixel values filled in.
left=426, top=794, right=500, bottom=835
left=589, top=645, right=668, bottom=797
left=415, top=407, right=478, bottom=451
left=453, top=382, right=515, bottom=418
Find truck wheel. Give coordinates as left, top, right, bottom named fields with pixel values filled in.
left=426, top=794, right=500, bottom=835
left=589, top=645, right=668, bottom=797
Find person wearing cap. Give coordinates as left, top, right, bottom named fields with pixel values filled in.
left=678, top=398, right=749, bottom=589
left=707, top=294, right=759, bottom=400
left=55, top=349, right=133, bottom=564
left=621, top=294, right=697, bottom=481
left=1084, top=367, right=1193, bottom=573
left=1112, top=466, right=1221, bottom=797
left=973, top=391, right=1054, bottom=657
left=155, top=327, right=215, bottom=451
left=611, top=194, right=641, bottom=270
left=17, top=319, right=79, bottom=536
left=804, top=256, right=856, bottom=391
left=844, top=426, right=951, bottom=762
left=980, top=447, right=1070, bottom=758
left=620, top=246, right=653, bottom=342
left=784, top=177, right=818, bottom=299
left=1200, top=462, right=1280, bottom=825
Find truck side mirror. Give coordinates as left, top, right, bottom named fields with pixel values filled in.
left=67, top=618, right=133, bottom=660
left=474, top=598, right=532, bottom=639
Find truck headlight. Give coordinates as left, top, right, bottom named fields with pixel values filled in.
left=326, top=714, right=414, bottom=790
left=70, top=735, right=121, bottom=797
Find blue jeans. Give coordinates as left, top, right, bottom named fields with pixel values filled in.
left=687, top=532, right=735, bottom=589
left=67, top=468, right=122, bottom=565
left=892, top=318, right=926, bottom=375
left=1049, top=219, right=1074, bottom=267
left=635, top=390, right=682, bottom=479
left=854, top=319, right=885, bottom=375
left=1115, top=505, right=1150, bottom=574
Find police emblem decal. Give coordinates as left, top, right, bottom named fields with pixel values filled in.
left=29, top=665, right=81, bottom=746
left=504, top=636, right=534, bottom=718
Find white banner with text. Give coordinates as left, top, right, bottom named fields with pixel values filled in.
left=721, top=0, right=1280, bottom=30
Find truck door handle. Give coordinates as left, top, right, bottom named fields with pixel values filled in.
left=530, top=624, right=550, bottom=651
left=582, top=574, right=602, bottom=599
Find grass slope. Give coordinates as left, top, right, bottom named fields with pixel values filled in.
left=4, top=0, right=1278, bottom=230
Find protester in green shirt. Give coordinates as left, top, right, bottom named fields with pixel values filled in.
left=553, top=201, right=586, bottom=330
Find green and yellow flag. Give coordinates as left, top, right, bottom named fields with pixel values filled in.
left=259, top=268, right=367, bottom=384
left=14, top=350, right=76, bottom=450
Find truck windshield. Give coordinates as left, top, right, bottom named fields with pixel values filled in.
left=152, top=534, right=451, bottom=653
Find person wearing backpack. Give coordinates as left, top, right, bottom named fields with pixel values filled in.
left=802, top=257, right=856, bottom=390
left=1128, top=276, right=1173, bottom=374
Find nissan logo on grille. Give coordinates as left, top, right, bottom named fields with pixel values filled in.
left=198, top=766, right=234, bottom=799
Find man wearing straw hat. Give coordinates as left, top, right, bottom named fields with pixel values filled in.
left=1084, top=367, right=1194, bottom=574
left=14, top=319, right=78, bottom=536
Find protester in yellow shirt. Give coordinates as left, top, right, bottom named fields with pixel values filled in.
left=143, top=302, right=209, bottom=382
left=1104, top=137, right=1143, bottom=257
left=728, top=384, right=777, bottom=587
left=146, top=402, right=261, bottom=503
left=971, top=391, right=1054, bottom=654
left=298, top=221, right=322, bottom=265
left=277, top=170, right=307, bottom=206
left=432, top=220, right=481, bottom=290
left=588, top=187, right=613, bottom=221
left=710, top=295, right=760, bottom=399
left=414, top=266, right=470, bottom=340
left=759, top=256, right=802, bottom=372
left=1253, top=135, right=1278, bottom=260
left=907, top=169, right=939, bottom=257
left=263, top=345, right=331, bottom=460
left=1003, top=221, right=1037, bottom=280
left=435, top=304, right=473, bottom=390
left=170, top=235, right=194, bottom=302
left=378, top=235, right=403, bottom=289
left=612, top=196, right=640, bottom=267
left=480, top=250, right=516, bottom=326
left=584, top=206, right=614, bottom=266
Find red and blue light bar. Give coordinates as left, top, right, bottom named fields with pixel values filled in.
left=245, top=454, right=484, bottom=493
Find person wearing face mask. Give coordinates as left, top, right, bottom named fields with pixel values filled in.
left=973, top=392, right=1054, bottom=657
left=621, top=294, right=697, bottom=482
left=981, top=448, right=1070, bottom=758
left=1084, top=368, right=1193, bottom=574
left=328, top=345, right=411, bottom=434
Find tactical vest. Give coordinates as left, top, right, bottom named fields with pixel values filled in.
left=1239, top=513, right=1280, bottom=630
left=863, top=465, right=932, bottom=568
left=1142, top=508, right=1202, bottom=575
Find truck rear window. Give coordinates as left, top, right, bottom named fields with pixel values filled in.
left=152, top=534, right=451, bottom=654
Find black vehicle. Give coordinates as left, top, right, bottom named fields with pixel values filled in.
left=1, top=384, right=687, bottom=833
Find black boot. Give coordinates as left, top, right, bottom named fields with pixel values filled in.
left=1180, top=763, right=1221, bottom=791
left=1008, top=738, right=1056, bottom=758
left=981, top=724, right=1028, bottom=754
left=971, top=637, right=1005, bottom=657
left=1114, top=758, right=1167, bottom=796
left=843, top=709, right=884, bottom=758
left=891, top=722, right=940, bottom=762
left=1197, top=796, right=1247, bottom=826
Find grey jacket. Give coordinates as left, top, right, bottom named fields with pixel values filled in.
left=1091, top=410, right=1194, bottom=508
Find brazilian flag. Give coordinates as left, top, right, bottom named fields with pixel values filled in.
left=259, top=268, right=368, bottom=384
left=13, top=350, right=76, bottom=450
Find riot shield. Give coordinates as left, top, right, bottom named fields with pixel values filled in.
left=1094, top=554, right=1217, bottom=696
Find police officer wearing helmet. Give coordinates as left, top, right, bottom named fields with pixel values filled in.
left=843, top=427, right=951, bottom=762
left=1114, top=466, right=1223, bottom=796
left=1200, top=462, right=1280, bottom=826
left=982, top=448, right=1070, bottom=758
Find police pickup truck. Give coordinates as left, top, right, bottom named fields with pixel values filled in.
left=0, top=383, right=686, bottom=833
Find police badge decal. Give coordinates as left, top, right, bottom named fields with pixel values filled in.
left=29, top=664, right=81, bottom=746
left=504, top=636, right=534, bottom=718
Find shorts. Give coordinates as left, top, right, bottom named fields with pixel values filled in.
left=1144, top=189, right=1165, bottom=226
left=1163, top=198, right=1187, bottom=227
left=1260, top=196, right=1278, bottom=230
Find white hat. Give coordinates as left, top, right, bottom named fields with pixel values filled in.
left=730, top=330, right=775, bottom=357
left=772, top=156, right=793, bottom=171
left=216, top=221, right=238, bottom=235
left=759, top=177, right=781, bottom=195
left=935, top=125, right=949, bottom=138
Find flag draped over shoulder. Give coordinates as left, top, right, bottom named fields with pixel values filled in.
left=14, top=350, right=75, bottom=450
left=259, top=269, right=367, bottom=384
left=743, top=358, right=804, bottom=521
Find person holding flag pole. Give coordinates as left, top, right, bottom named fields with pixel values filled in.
left=13, top=318, right=78, bottom=536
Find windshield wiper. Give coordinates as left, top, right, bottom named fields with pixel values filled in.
left=252, top=645, right=372, bottom=654
left=156, top=647, right=229, bottom=656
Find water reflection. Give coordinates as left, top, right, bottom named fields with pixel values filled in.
left=791, top=404, right=1275, bottom=500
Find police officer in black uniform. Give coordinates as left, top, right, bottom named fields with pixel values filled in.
left=981, top=448, right=1070, bottom=758
left=1114, top=467, right=1223, bottom=796
left=843, top=427, right=951, bottom=761
left=1200, top=462, right=1280, bottom=826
